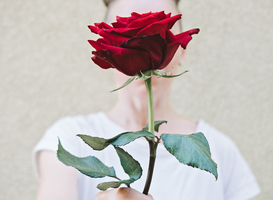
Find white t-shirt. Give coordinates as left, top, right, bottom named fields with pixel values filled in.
left=33, top=112, right=260, bottom=200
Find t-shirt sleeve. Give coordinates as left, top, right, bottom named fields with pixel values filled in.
left=222, top=138, right=261, bottom=200
left=32, top=116, right=82, bottom=177
left=202, top=121, right=261, bottom=200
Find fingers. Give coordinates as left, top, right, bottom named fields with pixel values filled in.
left=95, top=187, right=153, bottom=200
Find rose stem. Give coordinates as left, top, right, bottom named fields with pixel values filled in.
left=143, top=76, right=158, bottom=195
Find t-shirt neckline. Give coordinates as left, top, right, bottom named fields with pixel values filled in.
left=98, top=111, right=204, bottom=136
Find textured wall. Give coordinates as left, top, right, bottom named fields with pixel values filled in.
left=0, top=0, right=272, bottom=199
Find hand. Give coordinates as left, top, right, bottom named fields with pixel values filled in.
left=95, top=187, right=154, bottom=200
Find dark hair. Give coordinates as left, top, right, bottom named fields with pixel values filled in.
left=102, top=0, right=180, bottom=7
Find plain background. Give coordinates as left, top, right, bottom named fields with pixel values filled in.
left=0, top=0, right=272, bottom=199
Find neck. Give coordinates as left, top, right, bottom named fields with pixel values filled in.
left=106, top=88, right=172, bottom=132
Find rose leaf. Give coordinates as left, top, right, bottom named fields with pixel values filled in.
left=97, top=179, right=134, bottom=191
left=107, top=130, right=155, bottom=146
left=161, top=132, right=218, bottom=180
left=97, top=147, right=142, bottom=191
left=77, top=134, right=108, bottom=150
left=57, top=138, right=117, bottom=179
left=114, top=146, right=142, bottom=181
left=142, top=120, right=167, bottom=132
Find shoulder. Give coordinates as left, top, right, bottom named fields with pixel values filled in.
left=196, top=120, right=238, bottom=155
left=197, top=120, right=260, bottom=199
left=33, top=112, right=105, bottom=156
left=46, top=112, right=105, bottom=136
left=196, top=120, right=248, bottom=179
left=196, top=120, right=245, bottom=170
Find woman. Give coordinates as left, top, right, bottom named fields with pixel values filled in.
left=33, top=0, right=260, bottom=199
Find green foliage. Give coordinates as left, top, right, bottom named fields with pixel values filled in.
left=137, top=71, right=152, bottom=80
left=57, top=139, right=117, bottom=179
left=161, top=132, right=218, bottom=180
left=58, top=132, right=147, bottom=191
left=142, top=120, right=167, bottom=132
left=77, top=130, right=154, bottom=150
left=152, top=69, right=188, bottom=78
left=115, top=147, right=142, bottom=181
left=108, top=131, right=155, bottom=146
left=97, top=181, right=124, bottom=191
left=97, top=179, right=134, bottom=191
left=77, top=135, right=107, bottom=150
left=97, top=147, right=143, bottom=191
left=109, top=68, right=189, bottom=93
left=111, top=76, right=136, bottom=92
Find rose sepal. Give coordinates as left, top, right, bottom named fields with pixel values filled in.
left=111, top=76, right=137, bottom=92
left=152, top=69, right=189, bottom=78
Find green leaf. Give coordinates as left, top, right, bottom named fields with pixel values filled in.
left=142, top=120, right=167, bottom=132
left=77, top=134, right=108, bottom=150
left=57, top=138, right=117, bottom=178
left=97, top=181, right=123, bottom=191
left=114, top=147, right=142, bottom=181
left=161, top=132, right=218, bottom=179
left=107, top=130, right=155, bottom=146
left=111, top=76, right=136, bottom=92
left=77, top=131, right=155, bottom=152
left=152, top=70, right=188, bottom=78
left=96, top=147, right=143, bottom=191
left=97, top=179, right=134, bottom=191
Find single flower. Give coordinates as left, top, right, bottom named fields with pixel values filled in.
left=88, top=11, right=199, bottom=76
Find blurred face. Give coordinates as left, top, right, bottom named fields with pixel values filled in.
left=106, top=0, right=184, bottom=97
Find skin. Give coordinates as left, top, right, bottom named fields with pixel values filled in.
left=36, top=0, right=196, bottom=199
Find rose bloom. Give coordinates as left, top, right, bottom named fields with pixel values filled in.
left=88, top=11, right=199, bottom=76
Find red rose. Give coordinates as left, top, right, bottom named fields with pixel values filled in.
left=88, top=11, right=199, bottom=76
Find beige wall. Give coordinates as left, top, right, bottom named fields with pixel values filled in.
left=0, top=0, right=272, bottom=199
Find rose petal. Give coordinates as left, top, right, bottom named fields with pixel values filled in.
left=122, top=34, right=167, bottom=70
left=136, top=14, right=181, bottom=38
left=165, top=30, right=177, bottom=43
left=88, top=11, right=200, bottom=76
left=92, top=43, right=152, bottom=75
left=90, top=41, right=151, bottom=76
left=107, top=12, right=171, bottom=38
left=169, top=28, right=200, bottom=49
left=136, top=23, right=168, bottom=39
left=127, top=11, right=167, bottom=28
left=104, top=27, right=143, bottom=38
left=112, top=16, right=129, bottom=28
left=160, top=14, right=181, bottom=30
left=88, top=25, right=129, bottom=46
left=111, top=48, right=151, bottom=76
left=91, top=55, right=113, bottom=69
left=126, top=12, right=153, bottom=25
left=92, top=50, right=119, bottom=69
left=88, top=40, right=104, bottom=51
left=158, top=44, right=179, bottom=69
left=112, top=12, right=147, bottom=28
left=94, top=22, right=113, bottom=29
